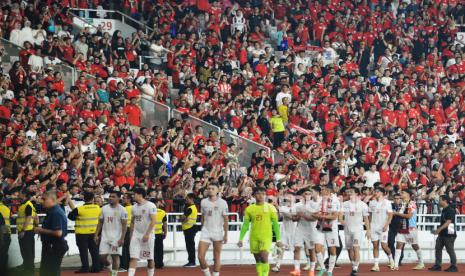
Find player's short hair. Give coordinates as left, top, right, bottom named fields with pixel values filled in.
left=134, top=187, right=147, bottom=198
left=440, top=195, right=450, bottom=202
left=83, top=191, right=94, bottom=202
left=351, top=187, right=361, bottom=195
left=253, top=187, right=266, bottom=195
left=208, top=182, right=220, bottom=188
left=374, top=187, right=386, bottom=194
left=311, top=186, right=321, bottom=193
left=109, top=189, right=122, bottom=198
left=43, top=190, right=57, bottom=200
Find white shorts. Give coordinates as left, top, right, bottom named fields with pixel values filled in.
left=130, top=234, right=155, bottom=260
left=396, top=229, right=418, bottom=245
left=199, top=229, right=224, bottom=244
left=371, top=228, right=388, bottom=243
left=324, top=231, right=340, bottom=247
left=281, top=233, right=295, bottom=250
left=99, top=239, right=122, bottom=255
left=294, top=228, right=312, bottom=248
left=315, top=230, right=340, bottom=247
left=344, top=230, right=363, bottom=249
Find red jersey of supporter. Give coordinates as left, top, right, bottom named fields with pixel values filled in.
left=123, top=103, right=141, bottom=126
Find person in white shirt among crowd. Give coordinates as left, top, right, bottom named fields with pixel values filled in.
left=363, top=164, right=381, bottom=188
left=369, top=186, right=395, bottom=271
left=94, top=190, right=128, bottom=276
left=32, top=23, right=47, bottom=46
left=19, top=20, right=34, bottom=48
left=198, top=182, right=229, bottom=276
left=28, top=48, right=45, bottom=74
left=9, top=22, right=22, bottom=46
left=341, top=187, right=371, bottom=276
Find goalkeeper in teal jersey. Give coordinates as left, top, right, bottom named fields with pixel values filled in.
left=237, top=187, right=282, bottom=276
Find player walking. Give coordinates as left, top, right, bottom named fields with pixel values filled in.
left=94, top=190, right=128, bottom=276
left=290, top=189, right=315, bottom=276
left=238, top=187, right=281, bottom=276
left=392, top=190, right=424, bottom=270
left=198, top=183, right=229, bottom=276
left=313, top=184, right=341, bottom=276
left=272, top=192, right=296, bottom=273
left=341, top=188, right=370, bottom=276
left=369, top=187, right=395, bottom=271
left=128, top=188, right=157, bottom=276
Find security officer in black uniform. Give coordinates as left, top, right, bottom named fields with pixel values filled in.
left=0, top=193, right=11, bottom=276
left=68, top=191, right=102, bottom=273
left=34, top=191, right=69, bottom=276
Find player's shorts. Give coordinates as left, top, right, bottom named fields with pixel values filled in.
left=371, top=228, right=388, bottom=243
left=199, top=229, right=224, bottom=244
left=250, top=237, right=272, bottom=254
left=344, top=230, right=363, bottom=249
left=294, top=229, right=312, bottom=248
left=99, top=239, right=122, bottom=255
left=315, top=230, right=340, bottom=247
left=281, top=233, right=295, bottom=250
left=324, top=231, right=340, bottom=247
left=130, top=234, right=155, bottom=260
left=396, top=228, right=418, bottom=245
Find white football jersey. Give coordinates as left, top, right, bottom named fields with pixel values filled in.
left=100, top=204, right=128, bottom=241
left=131, top=201, right=157, bottom=237
left=342, top=200, right=369, bottom=232
left=200, top=197, right=228, bottom=233
left=369, top=198, right=392, bottom=229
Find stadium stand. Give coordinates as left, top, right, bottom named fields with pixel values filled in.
left=1, top=0, right=465, bottom=223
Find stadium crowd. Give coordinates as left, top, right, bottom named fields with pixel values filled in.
left=0, top=0, right=465, bottom=218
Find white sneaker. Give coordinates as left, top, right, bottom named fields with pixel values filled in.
left=371, top=264, right=380, bottom=272
left=413, top=263, right=425, bottom=270
left=271, top=265, right=280, bottom=272
left=389, top=260, right=395, bottom=270
left=303, top=263, right=311, bottom=271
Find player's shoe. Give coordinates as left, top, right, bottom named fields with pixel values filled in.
left=290, top=270, right=301, bottom=276
left=371, top=264, right=380, bottom=272
left=326, top=272, right=333, bottom=276
left=350, top=269, right=358, bottom=276
left=315, top=265, right=321, bottom=271
left=183, top=262, right=196, bottom=268
left=389, top=260, right=395, bottom=270
left=303, top=263, right=311, bottom=271
left=316, top=269, right=326, bottom=276
left=392, top=266, right=399, bottom=271
left=118, top=268, right=127, bottom=272
left=308, top=271, right=315, bottom=276
left=413, top=263, right=425, bottom=270
left=272, top=265, right=280, bottom=272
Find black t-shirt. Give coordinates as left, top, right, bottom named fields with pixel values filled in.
left=439, top=205, right=456, bottom=237
left=42, top=204, right=68, bottom=243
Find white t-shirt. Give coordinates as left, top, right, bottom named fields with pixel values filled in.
left=200, top=197, right=228, bottom=233
left=131, top=201, right=157, bottom=237
left=100, top=204, right=128, bottom=240
left=363, top=170, right=380, bottom=187
left=275, top=91, right=292, bottom=106
left=369, top=198, right=392, bottom=230
left=342, top=200, right=369, bottom=232
left=28, top=55, right=44, bottom=73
